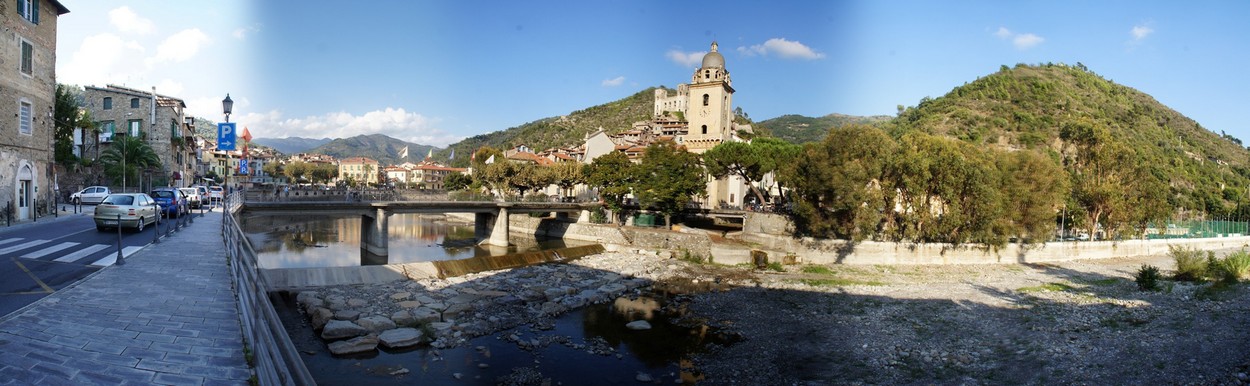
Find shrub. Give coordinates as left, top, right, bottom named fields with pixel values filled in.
left=766, top=262, right=784, bottom=272
left=1209, top=250, right=1250, bottom=284
left=1135, top=264, right=1161, bottom=291
left=1170, top=245, right=1208, bottom=282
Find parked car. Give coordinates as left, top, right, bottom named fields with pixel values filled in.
left=150, top=188, right=188, bottom=218
left=70, top=186, right=111, bottom=205
left=193, top=185, right=210, bottom=206
left=179, top=187, right=203, bottom=209
left=208, top=185, right=224, bottom=203
left=93, top=193, right=158, bottom=232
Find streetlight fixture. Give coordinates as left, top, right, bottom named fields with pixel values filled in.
left=222, top=94, right=233, bottom=123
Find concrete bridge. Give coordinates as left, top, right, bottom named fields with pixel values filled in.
left=241, top=201, right=600, bottom=259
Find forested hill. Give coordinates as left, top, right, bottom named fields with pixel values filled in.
left=437, top=87, right=659, bottom=167
left=884, top=63, right=1250, bottom=214
left=758, top=113, right=892, bottom=144
left=308, top=134, right=437, bottom=166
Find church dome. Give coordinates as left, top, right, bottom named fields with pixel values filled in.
left=701, top=41, right=725, bottom=68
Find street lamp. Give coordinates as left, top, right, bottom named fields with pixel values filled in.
left=222, top=94, right=233, bottom=123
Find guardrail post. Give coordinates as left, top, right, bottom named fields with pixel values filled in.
left=153, top=202, right=161, bottom=244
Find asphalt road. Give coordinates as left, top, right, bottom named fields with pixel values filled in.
left=0, top=204, right=216, bottom=318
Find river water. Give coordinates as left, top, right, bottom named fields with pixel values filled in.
left=248, top=213, right=732, bottom=384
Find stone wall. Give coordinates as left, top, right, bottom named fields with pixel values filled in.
left=740, top=233, right=1250, bottom=265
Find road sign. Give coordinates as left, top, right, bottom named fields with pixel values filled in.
left=239, top=159, right=249, bottom=175
left=217, top=123, right=237, bottom=151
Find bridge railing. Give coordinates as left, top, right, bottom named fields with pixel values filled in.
left=221, top=192, right=316, bottom=386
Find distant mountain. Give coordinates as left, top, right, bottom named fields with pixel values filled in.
left=438, top=87, right=659, bottom=167
left=756, top=113, right=893, bottom=144
left=308, top=134, right=438, bottom=166
left=251, top=136, right=334, bottom=154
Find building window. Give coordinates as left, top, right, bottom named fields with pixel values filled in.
left=19, top=99, right=33, bottom=135
left=701, top=125, right=707, bottom=135
left=20, top=39, right=34, bottom=76
left=703, top=94, right=709, bottom=106
left=103, top=97, right=113, bottom=110
left=17, top=0, right=38, bottom=24
left=130, top=98, right=140, bottom=108
left=171, top=121, right=179, bottom=138
left=128, top=119, right=142, bottom=137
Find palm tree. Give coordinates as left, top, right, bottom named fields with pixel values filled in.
left=98, top=135, right=161, bottom=192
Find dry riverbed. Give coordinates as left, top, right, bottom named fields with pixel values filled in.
left=295, top=250, right=1250, bottom=385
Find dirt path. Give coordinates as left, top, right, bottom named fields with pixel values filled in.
left=677, top=253, right=1250, bottom=385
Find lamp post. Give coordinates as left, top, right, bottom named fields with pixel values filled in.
left=222, top=94, right=233, bottom=190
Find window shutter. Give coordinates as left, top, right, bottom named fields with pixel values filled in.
left=32, top=0, right=39, bottom=24
left=16, top=0, right=24, bottom=18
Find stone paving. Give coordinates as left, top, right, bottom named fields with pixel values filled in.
left=0, top=209, right=251, bottom=385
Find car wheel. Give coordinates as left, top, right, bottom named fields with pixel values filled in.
left=136, top=218, right=145, bottom=232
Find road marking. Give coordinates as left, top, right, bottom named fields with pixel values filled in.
left=0, top=238, right=22, bottom=246
left=0, top=240, right=49, bottom=255
left=10, top=257, right=54, bottom=294
left=21, top=242, right=79, bottom=259
left=88, top=246, right=143, bottom=267
left=53, top=244, right=110, bottom=263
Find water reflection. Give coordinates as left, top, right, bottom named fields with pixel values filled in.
left=243, top=213, right=591, bottom=269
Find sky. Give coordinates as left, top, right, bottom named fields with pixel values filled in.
left=56, top=1, right=1250, bottom=148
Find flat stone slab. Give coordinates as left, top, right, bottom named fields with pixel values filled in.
left=328, top=335, right=379, bottom=355
left=379, top=328, right=424, bottom=348
left=322, top=320, right=367, bottom=340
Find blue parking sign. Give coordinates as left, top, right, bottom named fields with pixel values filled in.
left=217, top=123, right=237, bottom=151
left=239, top=159, right=249, bottom=175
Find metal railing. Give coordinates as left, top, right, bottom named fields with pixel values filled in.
left=221, top=191, right=316, bottom=386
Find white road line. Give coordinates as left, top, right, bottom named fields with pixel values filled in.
left=0, top=240, right=49, bottom=255
left=53, top=244, right=110, bottom=263
left=88, top=246, right=143, bottom=267
left=0, top=237, right=22, bottom=246
left=21, top=242, right=79, bottom=259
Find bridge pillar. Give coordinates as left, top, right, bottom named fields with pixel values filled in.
left=474, top=207, right=511, bottom=247
left=579, top=209, right=591, bottom=223
left=360, top=208, right=389, bottom=265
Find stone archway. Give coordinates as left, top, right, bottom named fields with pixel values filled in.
left=17, top=163, right=34, bottom=220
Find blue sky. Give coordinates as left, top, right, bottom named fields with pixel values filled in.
left=57, top=1, right=1250, bottom=147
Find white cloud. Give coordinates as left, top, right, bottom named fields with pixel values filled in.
left=59, top=33, right=147, bottom=86
left=153, top=79, right=185, bottom=96
left=737, top=38, right=825, bottom=60
left=994, top=27, right=1045, bottom=50
left=233, top=25, right=260, bottom=40
left=146, top=29, right=211, bottom=66
left=108, top=6, right=155, bottom=35
left=1013, top=33, right=1044, bottom=49
left=1131, top=25, right=1154, bottom=41
left=601, top=76, right=625, bottom=87
left=232, top=108, right=464, bottom=147
left=666, top=49, right=705, bottom=67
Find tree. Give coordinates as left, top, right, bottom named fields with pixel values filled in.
left=97, top=135, right=161, bottom=190
left=263, top=162, right=284, bottom=182
left=997, top=150, right=1069, bottom=242
left=310, top=164, right=337, bottom=184
left=445, top=172, right=472, bottom=191
left=788, top=124, right=894, bottom=240
left=703, top=141, right=765, bottom=204
left=548, top=161, right=585, bottom=200
left=283, top=161, right=310, bottom=183
left=634, top=140, right=705, bottom=227
left=362, top=164, right=375, bottom=186
left=53, top=84, right=82, bottom=169
left=584, top=151, right=636, bottom=224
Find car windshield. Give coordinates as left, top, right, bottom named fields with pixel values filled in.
left=152, top=191, right=175, bottom=198
left=103, top=195, right=135, bottom=205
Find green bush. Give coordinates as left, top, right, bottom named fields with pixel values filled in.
left=1210, top=250, right=1250, bottom=284
left=1135, top=264, right=1161, bottom=291
left=1170, top=245, right=1209, bottom=282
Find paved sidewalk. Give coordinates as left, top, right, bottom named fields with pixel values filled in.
left=0, top=210, right=252, bottom=385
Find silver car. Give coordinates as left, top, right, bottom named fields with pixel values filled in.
left=93, top=193, right=159, bottom=232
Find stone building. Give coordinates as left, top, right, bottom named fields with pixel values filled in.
left=1, top=0, right=68, bottom=220
left=80, top=85, right=196, bottom=189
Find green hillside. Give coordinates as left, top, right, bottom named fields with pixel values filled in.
left=308, top=134, right=437, bottom=166
left=884, top=63, right=1250, bottom=215
left=438, top=87, right=659, bottom=167
left=758, top=113, right=892, bottom=144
